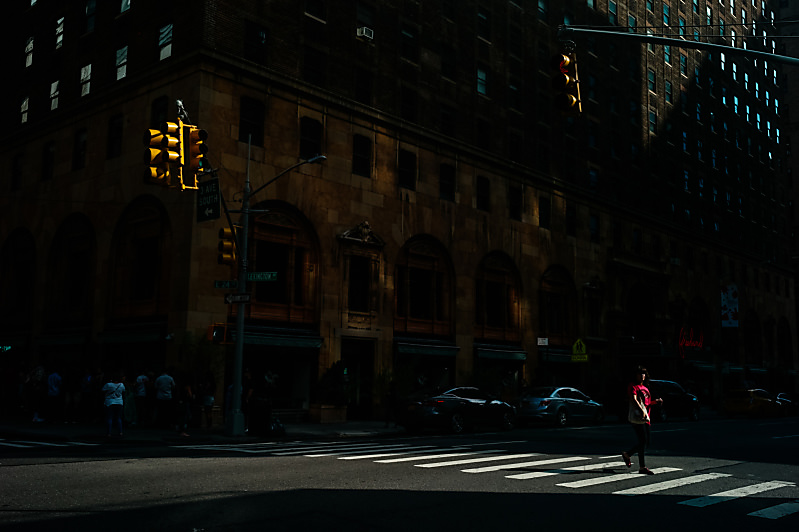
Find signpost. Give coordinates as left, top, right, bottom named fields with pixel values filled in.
left=197, top=178, right=220, bottom=222
left=224, top=293, right=251, bottom=304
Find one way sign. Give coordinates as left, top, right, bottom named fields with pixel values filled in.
left=197, top=178, right=220, bottom=222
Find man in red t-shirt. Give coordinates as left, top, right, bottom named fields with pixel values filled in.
left=622, top=366, right=663, bottom=475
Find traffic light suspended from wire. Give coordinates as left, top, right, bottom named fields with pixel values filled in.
left=552, top=52, right=582, bottom=115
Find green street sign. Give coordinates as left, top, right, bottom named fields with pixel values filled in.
left=248, top=272, right=277, bottom=282
left=214, top=280, right=238, bottom=289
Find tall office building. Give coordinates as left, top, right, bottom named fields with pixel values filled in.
left=1, top=0, right=795, bottom=420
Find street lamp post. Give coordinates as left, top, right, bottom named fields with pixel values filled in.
left=225, top=147, right=326, bottom=437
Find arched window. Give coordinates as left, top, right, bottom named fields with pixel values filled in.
left=45, top=214, right=96, bottom=326
left=250, top=206, right=319, bottom=325
left=394, top=237, right=453, bottom=337
left=539, top=266, right=576, bottom=345
left=475, top=252, right=521, bottom=342
left=109, top=197, right=171, bottom=318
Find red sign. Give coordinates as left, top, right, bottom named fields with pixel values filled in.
left=678, top=327, right=703, bottom=358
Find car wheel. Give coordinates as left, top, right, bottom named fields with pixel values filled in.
left=689, top=406, right=700, bottom=422
left=555, top=409, right=568, bottom=427
left=500, top=411, right=515, bottom=431
left=450, top=412, right=466, bottom=434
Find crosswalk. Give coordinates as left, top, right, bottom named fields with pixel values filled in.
left=176, top=439, right=799, bottom=520
left=0, top=438, right=100, bottom=449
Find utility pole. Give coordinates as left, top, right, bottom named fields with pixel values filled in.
left=223, top=143, right=326, bottom=437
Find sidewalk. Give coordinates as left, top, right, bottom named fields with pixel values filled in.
left=0, top=417, right=406, bottom=446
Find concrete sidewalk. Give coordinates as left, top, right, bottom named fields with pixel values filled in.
left=0, top=418, right=407, bottom=446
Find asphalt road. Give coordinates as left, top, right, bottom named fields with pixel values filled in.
left=1, top=416, right=797, bottom=531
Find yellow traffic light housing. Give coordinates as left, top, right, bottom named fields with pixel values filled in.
left=181, top=125, right=208, bottom=190
left=218, top=227, right=238, bottom=266
left=143, top=119, right=183, bottom=187
left=552, top=52, right=581, bottom=114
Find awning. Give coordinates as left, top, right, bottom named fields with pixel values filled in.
left=395, top=339, right=459, bottom=357
left=475, top=344, right=527, bottom=361
left=539, top=346, right=574, bottom=363
left=38, top=331, right=90, bottom=346
left=232, top=326, right=323, bottom=348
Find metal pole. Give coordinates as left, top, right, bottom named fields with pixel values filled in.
left=226, top=136, right=252, bottom=437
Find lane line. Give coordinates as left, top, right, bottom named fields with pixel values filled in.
left=613, top=473, right=731, bottom=495
left=507, top=461, right=624, bottom=480
left=679, top=481, right=796, bottom=507
left=558, top=467, right=682, bottom=488
left=463, top=456, right=590, bottom=474
left=748, top=500, right=799, bottom=520
left=416, top=453, right=540, bottom=468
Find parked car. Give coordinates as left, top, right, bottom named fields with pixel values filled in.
left=647, top=379, right=700, bottom=422
left=399, top=387, right=516, bottom=434
left=723, top=389, right=782, bottom=417
left=517, top=386, right=604, bottom=427
left=776, top=393, right=799, bottom=416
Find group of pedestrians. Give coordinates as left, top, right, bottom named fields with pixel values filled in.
left=9, top=363, right=218, bottom=438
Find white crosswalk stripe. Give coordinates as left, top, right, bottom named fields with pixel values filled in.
left=415, top=453, right=540, bottom=468
left=678, top=480, right=796, bottom=507
left=463, top=455, right=590, bottom=474
left=0, top=438, right=100, bottom=448
left=613, top=472, right=731, bottom=495
left=748, top=500, right=799, bottom=520
left=375, top=450, right=503, bottom=463
left=506, top=460, right=623, bottom=480
left=557, top=467, right=682, bottom=488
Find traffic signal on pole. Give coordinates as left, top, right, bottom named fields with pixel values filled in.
left=181, top=124, right=208, bottom=190
left=143, top=119, right=183, bottom=186
left=218, top=227, right=238, bottom=266
left=552, top=52, right=581, bottom=114
left=207, top=322, right=230, bottom=344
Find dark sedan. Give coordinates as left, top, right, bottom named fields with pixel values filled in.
left=399, top=387, right=516, bottom=434
left=517, top=386, right=604, bottom=427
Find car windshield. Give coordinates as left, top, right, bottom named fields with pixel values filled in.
left=526, top=387, right=557, bottom=398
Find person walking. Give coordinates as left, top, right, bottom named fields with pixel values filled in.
left=102, top=374, right=125, bottom=438
left=154, top=369, right=176, bottom=429
left=622, top=366, right=663, bottom=475
left=134, top=371, right=150, bottom=426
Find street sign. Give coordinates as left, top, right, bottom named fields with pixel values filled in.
left=214, top=280, right=238, bottom=289
left=224, top=293, right=251, bottom=304
left=197, top=178, right=220, bottom=222
left=247, top=271, right=277, bottom=282
left=537, top=337, right=549, bottom=346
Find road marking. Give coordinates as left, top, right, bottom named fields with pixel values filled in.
left=416, top=453, right=541, bottom=468
left=463, top=456, right=590, bottom=474
left=558, top=467, right=682, bottom=488
left=13, top=440, right=71, bottom=447
left=0, top=441, right=34, bottom=448
left=375, top=450, right=501, bottom=463
left=305, top=444, right=428, bottom=457
left=337, top=446, right=439, bottom=460
left=771, top=434, right=799, bottom=439
left=507, top=461, right=624, bottom=480
left=613, top=473, right=731, bottom=495
left=748, top=500, right=799, bottom=519
left=679, top=481, right=796, bottom=507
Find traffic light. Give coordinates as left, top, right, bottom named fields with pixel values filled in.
left=207, top=322, right=230, bottom=344
left=181, top=124, right=208, bottom=190
left=143, top=119, right=183, bottom=186
left=552, top=52, right=581, bottom=114
left=218, top=226, right=238, bottom=266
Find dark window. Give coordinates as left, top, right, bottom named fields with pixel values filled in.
left=539, top=196, right=551, bottom=229
left=244, top=22, right=268, bottom=64
left=477, top=6, right=491, bottom=41
left=300, top=116, right=323, bottom=159
left=85, top=0, right=96, bottom=33
left=239, top=96, right=265, bottom=145
left=441, top=106, right=456, bottom=137
left=401, top=86, right=417, bottom=121
left=303, top=47, right=327, bottom=88
left=106, top=114, right=123, bottom=159
left=42, top=141, right=55, bottom=181
left=475, top=254, right=520, bottom=340
left=305, top=0, right=325, bottom=20
left=352, top=134, right=372, bottom=177
left=347, top=255, right=371, bottom=312
left=354, top=66, right=373, bottom=104
left=400, top=23, right=419, bottom=62
left=566, top=203, right=576, bottom=236
left=476, top=176, right=490, bottom=211
left=72, top=128, right=87, bottom=170
left=150, top=96, right=169, bottom=129
left=12, top=153, right=23, bottom=191
left=397, top=149, right=416, bottom=190
left=589, top=214, right=600, bottom=243
left=441, top=45, right=456, bottom=80
left=394, top=241, right=452, bottom=335
left=440, top=163, right=455, bottom=201
left=509, top=185, right=522, bottom=220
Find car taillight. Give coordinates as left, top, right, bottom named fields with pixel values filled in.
left=540, top=399, right=551, bottom=407
left=424, top=399, right=445, bottom=407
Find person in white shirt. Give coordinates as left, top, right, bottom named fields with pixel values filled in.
left=102, top=375, right=125, bottom=437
